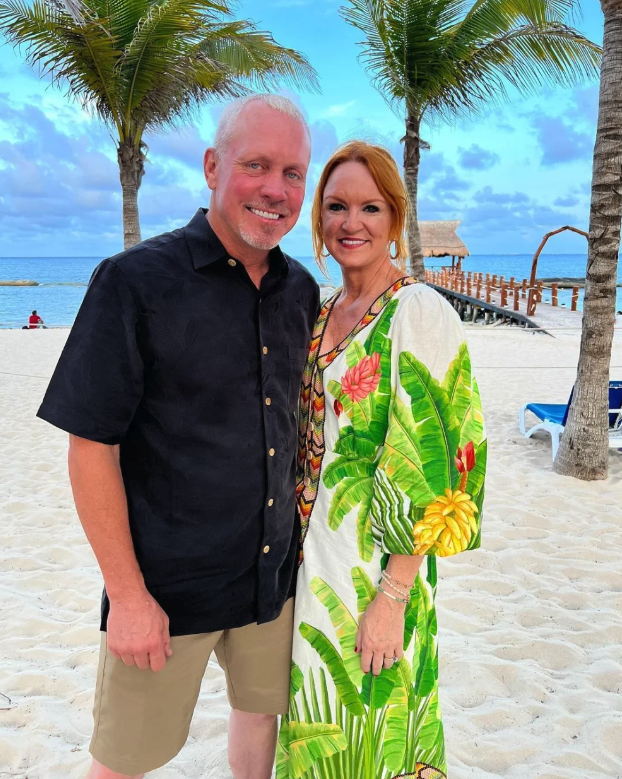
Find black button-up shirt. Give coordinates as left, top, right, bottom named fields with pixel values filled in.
left=37, top=209, right=319, bottom=636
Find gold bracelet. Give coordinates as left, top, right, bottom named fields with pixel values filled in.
left=379, top=574, right=409, bottom=599
left=382, top=570, right=412, bottom=590
left=377, top=584, right=409, bottom=604
left=381, top=571, right=411, bottom=595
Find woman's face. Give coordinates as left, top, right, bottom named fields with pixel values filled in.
left=322, top=161, right=394, bottom=273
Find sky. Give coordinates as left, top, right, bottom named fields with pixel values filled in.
left=0, top=0, right=606, bottom=258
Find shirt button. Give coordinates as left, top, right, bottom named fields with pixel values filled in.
left=269, top=448, right=275, bottom=457
left=228, top=259, right=237, bottom=267
left=263, top=346, right=268, bottom=355
left=307, top=450, right=313, bottom=460
left=304, top=476, right=311, bottom=486
left=265, top=397, right=271, bottom=406
left=268, top=498, right=274, bottom=507
left=263, top=545, right=270, bottom=554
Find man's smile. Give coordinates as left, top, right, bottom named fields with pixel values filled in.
left=246, top=207, right=285, bottom=222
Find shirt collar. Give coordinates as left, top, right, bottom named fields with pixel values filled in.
left=185, top=208, right=289, bottom=278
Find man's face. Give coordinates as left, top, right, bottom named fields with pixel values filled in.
left=204, top=104, right=311, bottom=252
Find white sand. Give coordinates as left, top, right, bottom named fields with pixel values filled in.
left=1, top=325, right=621, bottom=779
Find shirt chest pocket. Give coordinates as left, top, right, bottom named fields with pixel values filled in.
left=287, top=346, right=310, bottom=417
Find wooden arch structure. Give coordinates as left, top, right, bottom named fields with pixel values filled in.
left=527, top=225, right=589, bottom=316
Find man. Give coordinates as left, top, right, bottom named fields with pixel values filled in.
left=37, top=94, right=319, bottom=778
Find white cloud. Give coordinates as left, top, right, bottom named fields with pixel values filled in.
left=322, top=100, right=357, bottom=118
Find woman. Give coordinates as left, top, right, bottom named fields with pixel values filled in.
left=277, top=142, right=487, bottom=779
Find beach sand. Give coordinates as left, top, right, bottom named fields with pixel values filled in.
left=1, top=325, right=621, bottom=779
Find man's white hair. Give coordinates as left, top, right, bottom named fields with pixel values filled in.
left=213, top=94, right=310, bottom=155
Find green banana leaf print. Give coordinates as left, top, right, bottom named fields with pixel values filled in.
left=377, top=347, right=486, bottom=557
left=352, top=566, right=377, bottom=616
left=281, top=721, right=348, bottom=778
left=442, top=343, right=485, bottom=449
left=322, top=301, right=400, bottom=560
left=378, top=396, right=437, bottom=508
left=396, top=352, right=461, bottom=496
left=324, top=316, right=485, bottom=559
left=278, top=569, right=448, bottom=779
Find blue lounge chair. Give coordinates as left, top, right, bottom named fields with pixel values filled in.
left=519, top=381, right=622, bottom=460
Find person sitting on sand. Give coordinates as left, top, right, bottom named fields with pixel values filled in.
left=36, top=94, right=319, bottom=779
left=28, top=310, right=43, bottom=329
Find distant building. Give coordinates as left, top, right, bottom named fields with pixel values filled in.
left=419, top=220, right=469, bottom=269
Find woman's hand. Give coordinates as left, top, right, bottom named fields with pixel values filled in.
left=355, top=590, right=406, bottom=676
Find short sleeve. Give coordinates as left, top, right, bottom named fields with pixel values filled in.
left=371, top=285, right=487, bottom=558
left=36, top=259, right=144, bottom=445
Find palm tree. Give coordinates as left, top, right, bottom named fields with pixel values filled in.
left=341, top=0, right=601, bottom=279
left=553, top=1, right=621, bottom=481
left=0, top=0, right=318, bottom=249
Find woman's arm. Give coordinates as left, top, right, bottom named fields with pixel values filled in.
left=356, top=287, right=486, bottom=676
left=356, top=554, right=423, bottom=676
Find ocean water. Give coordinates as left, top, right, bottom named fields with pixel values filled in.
left=1, top=254, right=621, bottom=328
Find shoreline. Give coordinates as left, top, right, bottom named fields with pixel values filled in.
left=539, top=276, right=622, bottom=288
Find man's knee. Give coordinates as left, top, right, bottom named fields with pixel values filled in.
left=86, top=758, right=145, bottom=779
left=232, top=709, right=277, bottom=725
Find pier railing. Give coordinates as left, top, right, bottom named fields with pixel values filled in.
left=425, top=269, right=580, bottom=314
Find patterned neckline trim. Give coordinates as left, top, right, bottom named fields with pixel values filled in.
left=317, top=276, right=418, bottom=366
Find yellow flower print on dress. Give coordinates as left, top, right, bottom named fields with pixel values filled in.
left=414, top=442, right=479, bottom=556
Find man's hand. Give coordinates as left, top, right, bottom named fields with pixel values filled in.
left=106, top=590, right=172, bottom=671
left=355, top=591, right=405, bottom=676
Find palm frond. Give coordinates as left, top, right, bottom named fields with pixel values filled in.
left=192, top=20, right=320, bottom=93
left=341, top=0, right=471, bottom=116
left=467, top=23, right=600, bottom=91
left=340, top=0, right=600, bottom=123
left=459, top=0, right=578, bottom=32
left=120, top=0, right=212, bottom=126
left=133, top=56, right=247, bottom=135
left=0, top=0, right=318, bottom=141
left=86, top=0, right=159, bottom=48
left=0, top=0, right=123, bottom=128
left=118, top=0, right=318, bottom=134
left=425, top=21, right=600, bottom=123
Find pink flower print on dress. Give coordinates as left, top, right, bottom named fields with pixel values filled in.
left=341, top=352, right=381, bottom=403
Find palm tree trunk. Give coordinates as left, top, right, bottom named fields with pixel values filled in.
left=553, top=0, right=622, bottom=480
left=403, top=111, right=425, bottom=281
left=117, top=140, right=146, bottom=250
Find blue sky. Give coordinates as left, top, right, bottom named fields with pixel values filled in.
left=0, top=1, right=605, bottom=258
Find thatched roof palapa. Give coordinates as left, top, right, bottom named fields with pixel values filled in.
left=419, top=220, right=469, bottom=258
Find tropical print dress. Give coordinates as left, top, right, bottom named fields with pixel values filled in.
left=277, top=278, right=487, bottom=779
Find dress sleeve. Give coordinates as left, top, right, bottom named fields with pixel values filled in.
left=36, top=259, right=144, bottom=445
left=371, top=286, right=487, bottom=558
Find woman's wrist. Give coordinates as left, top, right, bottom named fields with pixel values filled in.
left=382, top=570, right=413, bottom=591
left=383, top=553, right=422, bottom=601
left=380, top=571, right=411, bottom=599
left=376, top=586, right=408, bottom=608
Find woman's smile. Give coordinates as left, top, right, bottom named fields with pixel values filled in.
left=338, top=237, right=369, bottom=249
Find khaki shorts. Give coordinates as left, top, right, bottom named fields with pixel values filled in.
left=89, top=598, right=294, bottom=775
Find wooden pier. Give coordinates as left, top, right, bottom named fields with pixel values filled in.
left=425, top=268, right=584, bottom=332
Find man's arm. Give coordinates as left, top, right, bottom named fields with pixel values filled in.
left=68, top=434, right=172, bottom=671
